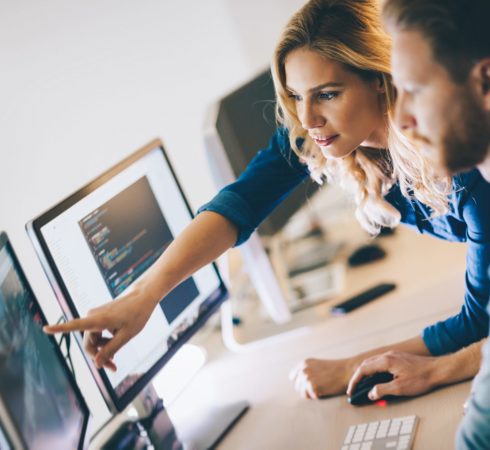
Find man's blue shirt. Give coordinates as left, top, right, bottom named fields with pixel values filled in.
left=199, top=128, right=490, bottom=355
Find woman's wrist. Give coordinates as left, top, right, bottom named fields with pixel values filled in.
left=131, top=275, right=165, bottom=309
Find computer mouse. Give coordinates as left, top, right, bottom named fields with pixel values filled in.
left=378, top=226, right=395, bottom=237
left=348, top=372, right=394, bottom=406
left=348, top=243, right=386, bottom=267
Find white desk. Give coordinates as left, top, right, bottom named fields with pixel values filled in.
left=166, top=226, right=471, bottom=450
left=227, top=222, right=467, bottom=347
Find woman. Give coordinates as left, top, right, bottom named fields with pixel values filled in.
left=46, top=0, right=490, bottom=400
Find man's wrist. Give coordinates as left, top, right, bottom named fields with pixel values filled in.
left=428, top=347, right=480, bottom=388
left=425, top=355, right=449, bottom=388
left=344, top=354, right=366, bottom=381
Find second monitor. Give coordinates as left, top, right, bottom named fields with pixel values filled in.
left=27, top=139, right=229, bottom=414
left=204, top=69, right=318, bottom=237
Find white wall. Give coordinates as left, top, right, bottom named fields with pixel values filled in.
left=223, top=0, right=304, bottom=69
left=0, top=0, right=304, bottom=434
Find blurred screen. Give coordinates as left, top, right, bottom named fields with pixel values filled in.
left=36, top=145, right=222, bottom=403
left=0, top=244, right=86, bottom=450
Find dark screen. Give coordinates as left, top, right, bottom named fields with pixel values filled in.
left=215, top=70, right=317, bottom=236
left=0, top=243, right=86, bottom=450
left=78, top=176, right=199, bottom=324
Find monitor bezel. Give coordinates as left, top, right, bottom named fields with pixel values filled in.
left=26, top=138, right=229, bottom=412
left=0, top=231, right=91, bottom=450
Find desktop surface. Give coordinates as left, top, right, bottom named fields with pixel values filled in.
left=225, top=210, right=466, bottom=346
left=162, top=225, right=469, bottom=449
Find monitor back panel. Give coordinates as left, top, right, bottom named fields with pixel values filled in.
left=215, top=70, right=317, bottom=236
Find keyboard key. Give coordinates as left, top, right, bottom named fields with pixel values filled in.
left=401, top=415, right=416, bottom=423
left=357, top=424, right=367, bottom=433
left=364, top=429, right=377, bottom=441
left=365, top=421, right=378, bottom=440
left=352, top=432, right=364, bottom=443
left=376, top=426, right=388, bottom=439
left=401, top=417, right=415, bottom=427
left=388, top=426, right=401, bottom=437
left=344, top=426, right=355, bottom=444
left=401, top=423, right=414, bottom=434
left=390, top=423, right=401, bottom=431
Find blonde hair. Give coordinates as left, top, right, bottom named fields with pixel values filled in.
left=271, top=0, right=450, bottom=235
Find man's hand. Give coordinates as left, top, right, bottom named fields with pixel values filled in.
left=347, top=351, right=440, bottom=401
left=289, top=358, right=354, bottom=399
left=43, top=286, right=157, bottom=372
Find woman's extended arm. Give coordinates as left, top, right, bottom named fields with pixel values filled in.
left=45, top=128, right=310, bottom=371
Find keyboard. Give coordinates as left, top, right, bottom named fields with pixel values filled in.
left=341, top=415, right=418, bottom=450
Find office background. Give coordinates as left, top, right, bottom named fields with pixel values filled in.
left=0, top=0, right=304, bottom=430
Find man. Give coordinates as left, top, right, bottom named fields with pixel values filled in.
left=348, top=0, right=490, bottom=448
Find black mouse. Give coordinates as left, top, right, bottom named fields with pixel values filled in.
left=348, top=372, right=394, bottom=406
left=378, top=226, right=395, bottom=237
left=348, top=243, right=386, bottom=266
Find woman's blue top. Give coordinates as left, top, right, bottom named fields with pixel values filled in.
left=199, top=128, right=490, bottom=356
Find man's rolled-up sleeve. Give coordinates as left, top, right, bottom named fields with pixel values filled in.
left=422, top=175, right=490, bottom=355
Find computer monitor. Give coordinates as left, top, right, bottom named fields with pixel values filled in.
left=0, top=231, right=90, bottom=450
left=205, top=69, right=317, bottom=236
left=26, top=139, right=229, bottom=413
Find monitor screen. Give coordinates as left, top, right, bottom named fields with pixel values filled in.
left=27, top=139, right=228, bottom=412
left=0, top=232, right=90, bottom=450
left=207, top=69, right=317, bottom=236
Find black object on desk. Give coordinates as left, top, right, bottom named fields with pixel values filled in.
left=348, top=372, right=394, bottom=406
left=378, top=226, right=396, bottom=237
left=330, top=282, right=396, bottom=315
left=348, top=243, right=386, bottom=266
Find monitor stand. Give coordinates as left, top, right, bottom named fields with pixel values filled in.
left=220, top=229, right=344, bottom=352
left=134, top=382, right=249, bottom=450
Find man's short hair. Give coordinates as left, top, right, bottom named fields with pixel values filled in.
left=383, top=0, right=490, bottom=83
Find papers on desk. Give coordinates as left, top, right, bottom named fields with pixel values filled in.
left=281, top=236, right=345, bottom=311
left=289, top=263, right=344, bottom=311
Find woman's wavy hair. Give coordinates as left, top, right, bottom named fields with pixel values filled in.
left=271, top=0, right=450, bottom=235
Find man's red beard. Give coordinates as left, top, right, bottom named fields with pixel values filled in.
left=441, top=91, right=490, bottom=175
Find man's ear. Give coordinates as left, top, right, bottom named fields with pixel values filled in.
left=471, top=59, right=490, bottom=110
